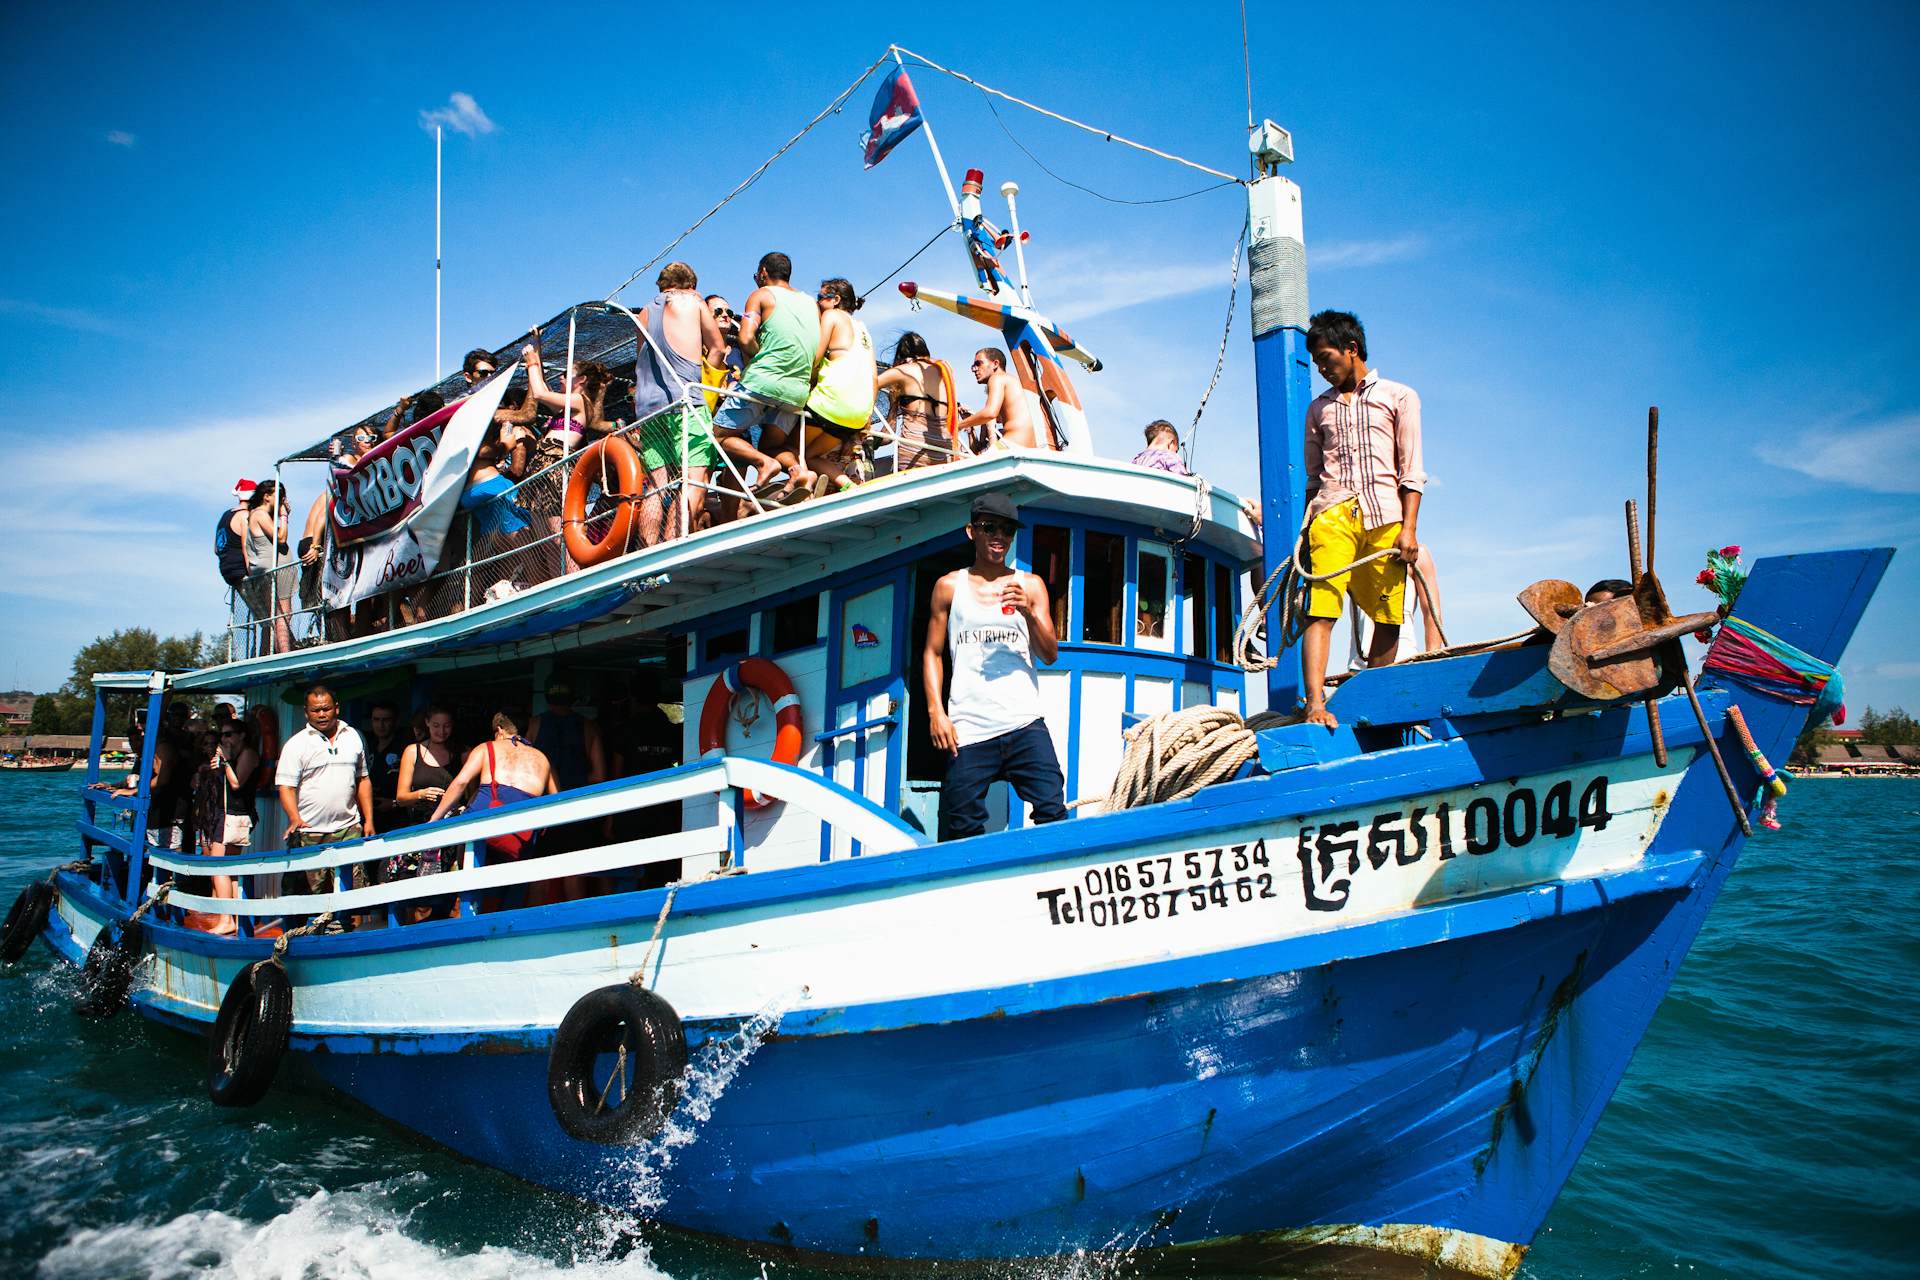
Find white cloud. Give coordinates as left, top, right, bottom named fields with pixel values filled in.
left=0, top=296, right=123, bottom=336
left=418, top=92, right=496, bottom=138
left=1869, top=661, right=1920, bottom=679
left=1757, top=414, right=1920, bottom=494
left=0, top=390, right=388, bottom=615
left=104, top=130, right=136, bottom=148
left=1312, top=234, right=1428, bottom=269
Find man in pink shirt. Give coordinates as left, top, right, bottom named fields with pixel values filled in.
left=1300, top=310, right=1426, bottom=728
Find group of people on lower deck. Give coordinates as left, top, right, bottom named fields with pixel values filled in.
left=97, top=673, right=681, bottom=935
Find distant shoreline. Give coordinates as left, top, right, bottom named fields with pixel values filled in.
left=1796, top=770, right=1919, bottom=779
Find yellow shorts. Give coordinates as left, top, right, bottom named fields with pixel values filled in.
left=1306, top=500, right=1406, bottom=625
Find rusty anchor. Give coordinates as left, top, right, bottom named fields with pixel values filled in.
left=1534, top=407, right=1752, bottom=835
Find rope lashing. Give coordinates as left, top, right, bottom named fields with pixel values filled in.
left=127, top=883, right=171, bottom=925
left=1724, top=704, right=1791, bottom=831
left=1072, top=705, right=1293, bottom=813
left=269, top=912, right=337, bottom=969
left=629, top=884, right=680, bottom=989
left=1702, top=616, right=1846, bottom=728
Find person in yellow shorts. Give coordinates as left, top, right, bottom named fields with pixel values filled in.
left=1298, top=309, right=1426, bottom=729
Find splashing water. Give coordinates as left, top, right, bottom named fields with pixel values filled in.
left=35, top=1176, right=672, bottom=1280
left=611, top=986, right=808, bottom=1215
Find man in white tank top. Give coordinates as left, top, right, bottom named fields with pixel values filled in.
left=923, top=493, right=1067, bottom=840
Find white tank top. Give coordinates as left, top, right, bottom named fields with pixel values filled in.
left=947, top=575, right=1041, bottom=747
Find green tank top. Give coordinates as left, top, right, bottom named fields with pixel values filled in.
left=741, top=288, right=820, bottom=408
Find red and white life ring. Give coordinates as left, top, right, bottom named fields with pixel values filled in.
left=698, top=658, right=804, bottom=810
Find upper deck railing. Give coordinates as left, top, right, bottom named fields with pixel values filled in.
left=226, top=308, right=966, bottom=662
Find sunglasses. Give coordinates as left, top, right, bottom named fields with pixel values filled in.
left=472, top=366, right=497, bottom=377
left=711, top=308, right=735, bottom=320
left=973, top=520, right=1016, bottom=536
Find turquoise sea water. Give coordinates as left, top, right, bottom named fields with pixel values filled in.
left=2, top=771, right=1914, bottom=1278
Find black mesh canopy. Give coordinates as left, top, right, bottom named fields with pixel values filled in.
left=275, top=301, right=647, bottom=464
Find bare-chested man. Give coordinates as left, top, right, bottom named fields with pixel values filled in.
left=632, top=262, right=727, bottom=542
left=954, top=348, right=1037, bottom=451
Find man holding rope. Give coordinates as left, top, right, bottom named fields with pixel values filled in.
left=1299, top=310, right=1426, bottom=729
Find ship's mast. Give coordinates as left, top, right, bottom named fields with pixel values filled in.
left=1245, top=121, right=1309, bottom=713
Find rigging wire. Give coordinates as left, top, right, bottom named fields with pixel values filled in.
left=1182, top=214, right=1249, bottom=470
left=860, top=221, right=959, bottom=301
left=891, top=45, right=1245, bottom=186
left=980, top=93, right=1237, bottom=206
left=605, top=50, right=895, bottom=302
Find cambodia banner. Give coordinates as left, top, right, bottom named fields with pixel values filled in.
left=322, top=365, right=514, bottom=608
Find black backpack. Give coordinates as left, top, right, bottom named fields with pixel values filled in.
left=214, top=510, right=248, bottom=587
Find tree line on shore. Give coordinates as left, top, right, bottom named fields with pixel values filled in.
left=25, top=629, right=216, bottom=736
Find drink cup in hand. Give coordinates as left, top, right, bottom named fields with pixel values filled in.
left=999, top=581, right=1018, bottom=615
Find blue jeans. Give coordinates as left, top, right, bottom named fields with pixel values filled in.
left=938, top=720, right=1067, bottom=842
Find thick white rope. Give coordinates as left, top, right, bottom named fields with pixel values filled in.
left=1072, top=705, right=1293, bottom=814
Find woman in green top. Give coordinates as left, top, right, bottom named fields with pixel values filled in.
left=714, top=252, right=821, bottom=508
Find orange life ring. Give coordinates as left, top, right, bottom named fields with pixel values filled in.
left=698, top=658, right=804, bottom=810
left=562, top=437, right=644, bottom=567
left=933, top=358, right=959, bottom=441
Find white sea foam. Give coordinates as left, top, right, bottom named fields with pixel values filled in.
left=36, top=1180, right=669, bottom=1280
left=610, top=987, right=805, bottom=1214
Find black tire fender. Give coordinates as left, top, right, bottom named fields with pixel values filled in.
left=208, top=960, right=293, bottom=1107
left=2, top=881, right=53, bottom=963
left=547, top=984, right=688, bottom=1144
left=73, top=919, right=144, bottom=1018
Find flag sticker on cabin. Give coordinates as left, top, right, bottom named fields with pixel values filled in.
left=862, top=65, right=923, bottom=168
left=851, top=623, right=881, bottom=648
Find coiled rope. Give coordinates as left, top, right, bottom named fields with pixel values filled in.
left=1233, top=523, right=1451, bottom=673
left=1073, top=705, right=1295, bottom=813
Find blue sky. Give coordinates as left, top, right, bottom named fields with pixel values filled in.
left=2, top=2, right=1915, bottom=713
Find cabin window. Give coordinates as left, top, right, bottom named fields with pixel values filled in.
left=1031, top=524, right=1071, bottom=642
left=1136, top=544, right=1170, bottom=641
left=1213, top=562, right=1235, bottom=664
left=1183, top=553, right=1207, bottom=660
left=840, top=583, right=894, bottom=689
left=1084, top=531, right=1126, bottom=645
left=703, top=626, right=748, bottom=667
left=771, top=594, right=820, bottom=653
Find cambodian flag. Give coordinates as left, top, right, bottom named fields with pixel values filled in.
left=861, top=65, right=923, bottom=169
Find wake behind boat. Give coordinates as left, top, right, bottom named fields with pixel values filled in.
left=2, top=48, right=1893, bottom=1279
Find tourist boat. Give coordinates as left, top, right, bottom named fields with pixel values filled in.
left=4, top=64, right=1894, bottom=1279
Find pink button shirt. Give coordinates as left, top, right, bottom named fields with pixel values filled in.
left=1304, top=370, right=1426, bottom=531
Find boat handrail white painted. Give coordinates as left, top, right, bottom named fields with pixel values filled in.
left=161, top=827, right=729, bottom=918
left=141, top=754, right=927, bottom=882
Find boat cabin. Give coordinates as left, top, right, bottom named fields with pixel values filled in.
left=113, top=450, right=1257, bottom=903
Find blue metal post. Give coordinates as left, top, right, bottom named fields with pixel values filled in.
left=1246, top=174, right=1311, bottom=712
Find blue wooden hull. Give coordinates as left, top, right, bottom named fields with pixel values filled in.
left=295, top=863, right=1679, bottom=1269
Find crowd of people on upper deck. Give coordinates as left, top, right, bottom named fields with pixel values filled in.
left=220, top=251, right=1137, bottom=653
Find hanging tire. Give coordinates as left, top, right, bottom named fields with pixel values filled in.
left=547, top=984, right=688, bottom=1144
left=73, top=919, right=145, bottom=1017
left=2, top=881, right=53, bottom=963
left=208, top=960, right=293, bottom=1107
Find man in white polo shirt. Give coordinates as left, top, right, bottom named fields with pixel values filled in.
left=276, top=684, right=375, bottom=899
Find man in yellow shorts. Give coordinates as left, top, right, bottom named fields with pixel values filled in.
left=1299, top=310, right=1425, bottom=729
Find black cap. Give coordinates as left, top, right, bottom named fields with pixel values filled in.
left=969, top=493, right=1024, bottom=527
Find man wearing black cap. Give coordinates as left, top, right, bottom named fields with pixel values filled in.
left=923, top=493, right=1066, bottom=840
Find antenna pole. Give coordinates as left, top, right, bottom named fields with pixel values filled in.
left=892, top=46, right=961, bottom=220
left=1000, top=181, right=1033, bottom=307
left=435, top=124, right=443, bottom=382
